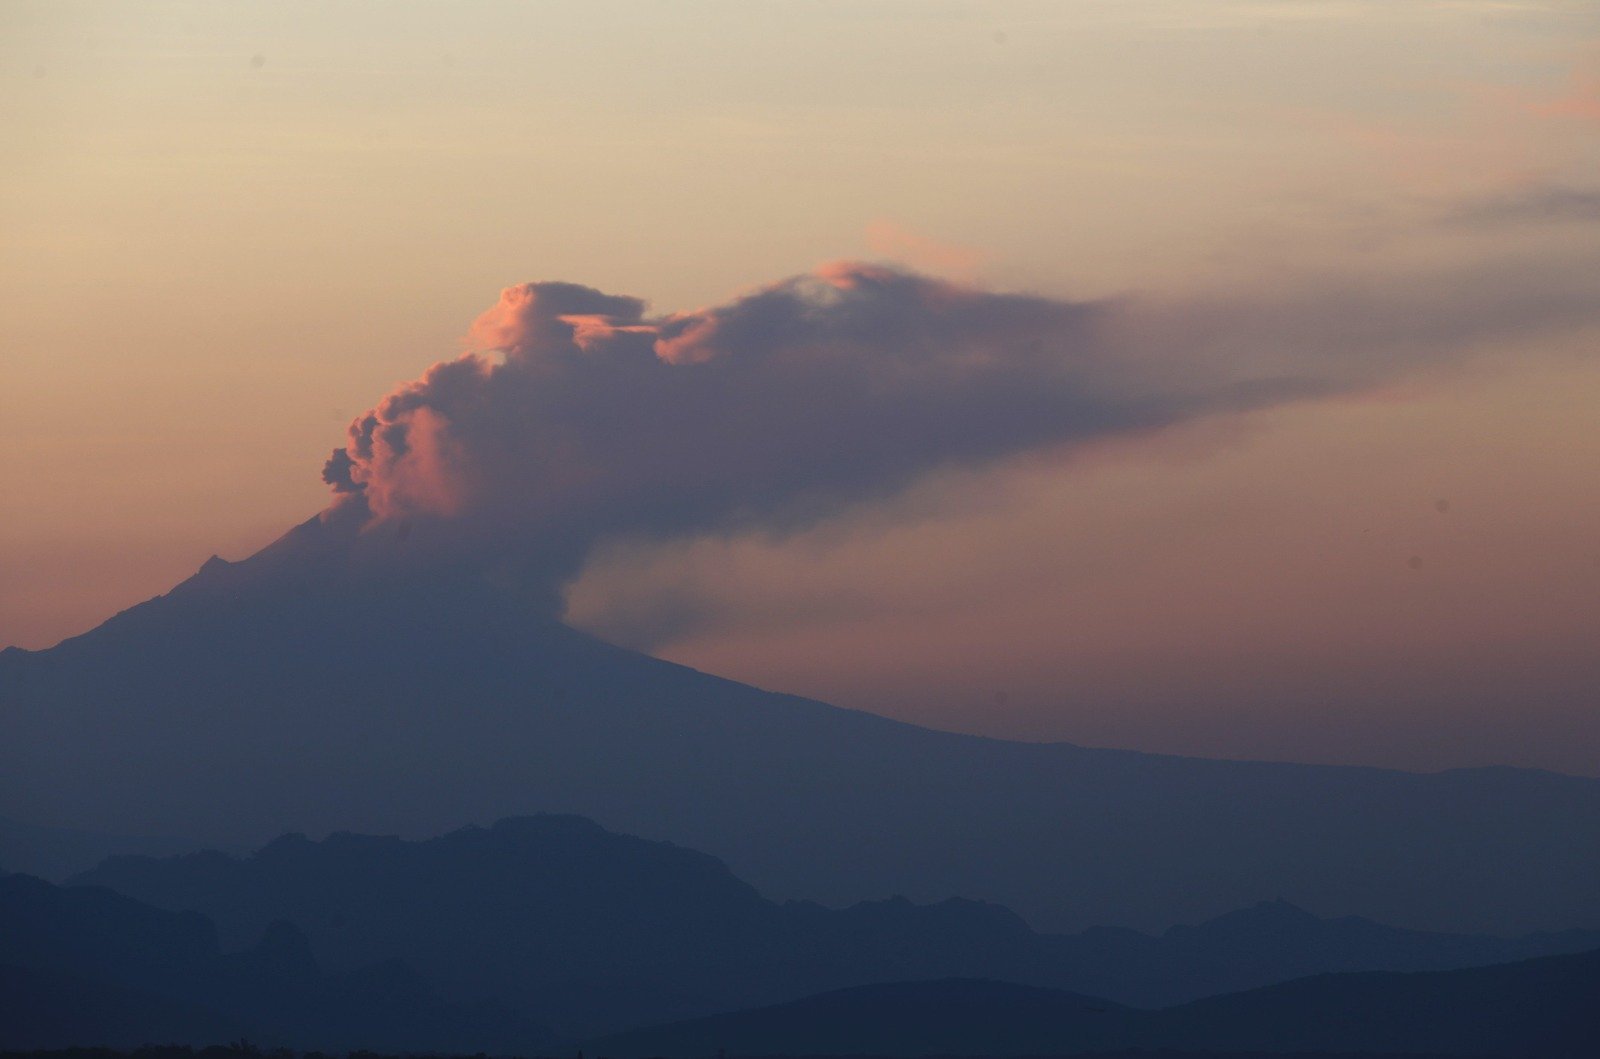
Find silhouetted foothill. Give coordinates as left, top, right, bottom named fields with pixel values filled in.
left=70, top=815, right=1600, bottom=1039
left=0, top=874, right=553, bottom=1053
left=590, top=955, right=1600, bottom=1058
left=10, top=862, right=1600, bottom=1055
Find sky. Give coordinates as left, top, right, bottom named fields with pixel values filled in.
left=3, top=0, right=1598, bottom=774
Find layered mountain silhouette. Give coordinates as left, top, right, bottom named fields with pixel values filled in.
left=592, top=956, right=1600, bottom=1058
left=4, top=515, right=1600, bottom=936
left=0, top=815, right=194, bottom=881
left=0, top=873, right=552, bottom=1052
left=69, top=814, right=1600, bottom=1038
left=12, top=822, right=1600, bottom=1056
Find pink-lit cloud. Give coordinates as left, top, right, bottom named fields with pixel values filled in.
left=1527, top=57, right=1600, bottom=125
left=864, top=220, right=984, bottom=281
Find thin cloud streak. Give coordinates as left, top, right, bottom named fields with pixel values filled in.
left=1444, top=184, right=1600, bottom=227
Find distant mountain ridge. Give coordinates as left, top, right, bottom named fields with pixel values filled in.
left=5, top=515, right=1600, bottom=935
left=70, top=814, right=1600, bottom=1037
left=0, top=816, right=195, bottom=881
left=11, top=851, right=1600, bottom=1056
left=591, top=956, right=1600, bottom=1058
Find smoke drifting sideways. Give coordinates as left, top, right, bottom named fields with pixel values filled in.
left=313, top=259, right=1595, bottom=613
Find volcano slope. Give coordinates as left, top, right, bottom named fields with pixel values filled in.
left=3, top=515, right=1598, bottom=936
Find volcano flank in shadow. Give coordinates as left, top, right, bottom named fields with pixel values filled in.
left=3, top=513, right=1600, bottom=936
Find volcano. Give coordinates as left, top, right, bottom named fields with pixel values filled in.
left=3, top=514, right=1598, bottom=935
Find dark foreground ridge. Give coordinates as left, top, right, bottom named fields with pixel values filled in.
left=590, top=960, right=1600, bottom=1058
left=7, top=817, right=1600, bottom=1054
left=4, top=518, right=1600, bottom=936
left=0, top=874, right=553, bottom=1054
left=0, top=1048, right=1485, bottom=1059
left=60, top=815, right=1600, bottom=1035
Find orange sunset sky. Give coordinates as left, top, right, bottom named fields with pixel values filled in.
left=3, top=1, right=1599, bottom=774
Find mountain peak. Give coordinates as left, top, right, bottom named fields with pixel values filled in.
left=489, top=813, right=611, bottom=839
left=1165, top=898, right=1324, bottom=941
left=1245, top=897, right=1320, bottom=920
left=6, top=520, right=1600, bottom=938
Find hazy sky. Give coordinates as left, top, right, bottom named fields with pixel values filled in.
left=3, top=0, right=1598, bottom=773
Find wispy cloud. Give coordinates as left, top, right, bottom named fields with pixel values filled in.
left=1445, top=184, right=1600, bottom=226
